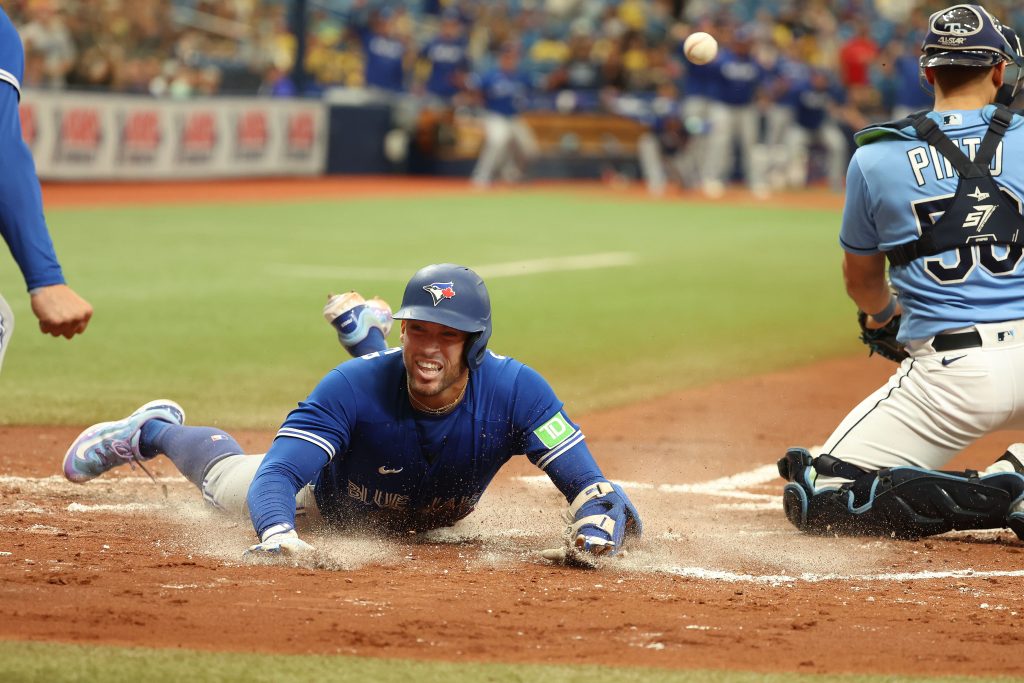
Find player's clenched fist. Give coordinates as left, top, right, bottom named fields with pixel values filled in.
left=244, top=528, right=314, bottom=559
left=30, top=284, right=93, bottom=339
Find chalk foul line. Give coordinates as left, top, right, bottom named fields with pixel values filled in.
left=664, top=566, right=1024, bottom=585
left=268, top=252, right=638, bottom=281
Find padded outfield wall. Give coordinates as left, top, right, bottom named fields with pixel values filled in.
left=20, top=91, right=328, bottom=181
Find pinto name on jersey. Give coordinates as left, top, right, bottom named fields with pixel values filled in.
left=906, top=136, right=1004, bottom=186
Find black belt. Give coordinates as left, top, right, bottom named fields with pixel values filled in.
left=932, top=330, right=982, bottom=352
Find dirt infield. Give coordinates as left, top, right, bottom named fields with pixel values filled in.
left=3, top=355, right=1024, bottom=678
left=39, top=177, right=846, bottom=212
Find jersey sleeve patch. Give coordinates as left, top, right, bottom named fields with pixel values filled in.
left=533, top=412, right=576, bottom=449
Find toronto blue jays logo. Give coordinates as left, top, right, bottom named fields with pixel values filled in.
left=423, top=281, right=456, bottom=306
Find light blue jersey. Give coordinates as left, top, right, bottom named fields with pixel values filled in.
left=840, top=105, right=1024, bottom=342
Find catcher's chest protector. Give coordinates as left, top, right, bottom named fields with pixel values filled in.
left=886, top=105, right=1024, bottom=267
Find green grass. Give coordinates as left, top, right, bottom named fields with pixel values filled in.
left=0, top=191, right=855, bottom=427
left=0, top=641, right=1017, bottom=683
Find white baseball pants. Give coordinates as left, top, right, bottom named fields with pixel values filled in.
left=816, top=319, right=1024, bottom=487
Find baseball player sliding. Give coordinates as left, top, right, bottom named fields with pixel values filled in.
left=62, top=264, right=641, bottom=566
left=780, top=4, right=1024, bottom=540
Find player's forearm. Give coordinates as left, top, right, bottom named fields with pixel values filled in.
left=0, top=89, right=64, bottom=291
left=542, top=441, right=607, bottom=502
left=246, top=440, right=326, bottom=538
left=843, top=253, right=890, bottom=316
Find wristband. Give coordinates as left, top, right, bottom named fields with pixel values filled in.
left=869, top=295, right=897, bottom=324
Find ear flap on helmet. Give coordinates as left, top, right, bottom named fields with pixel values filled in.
left=996, top=25, right=1024, bottom=106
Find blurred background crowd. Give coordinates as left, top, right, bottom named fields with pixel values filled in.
left=7, top=0, right=1024, bottom=191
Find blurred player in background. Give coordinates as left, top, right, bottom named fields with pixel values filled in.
left=784, top=69, right=850, bottom=192
left=780, top=4, right=1024, bottom=542
left=0, top=6, right=92, bottom=373
left=468, top=42, right=539, bottom=188
left=62, top=264, right=641, bottom=567
left=702, top=26, right=770, bottom=198
left=637, top=83, right=696, bottom=195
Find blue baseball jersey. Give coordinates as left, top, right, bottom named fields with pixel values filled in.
left=362, top=33, right=406, bottom=91
left=0, top=7, right=22, bottom=96
left=473, top=68, right=530, bottom=116
left=774, top=57, right=813, bottom=109
left=679, top=52, right=719, bottom=99
left=892, top=54, right=932, bottom=111
left=421, top=37, right=468, bottom=98
left=840, top=106, right=1024, bottom=342
left=0, top=7, right=65, bottom=291
left=247, top=348, right=604, bottom=537
left=712, top=49, right=763, bottom=106
left=794, top=79, right=845, bottom=131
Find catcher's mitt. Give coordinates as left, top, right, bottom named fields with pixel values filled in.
left=858, top=311, right=907, bottom=362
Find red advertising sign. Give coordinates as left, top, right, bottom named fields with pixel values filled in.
left=235, top=110, right=268, bottom=159
left=56, top=107, right=102, bottom=161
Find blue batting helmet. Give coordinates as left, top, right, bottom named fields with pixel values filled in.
left=920, top=4, right=1018, bottom=69
left=392, top=264, right=492, bottom=370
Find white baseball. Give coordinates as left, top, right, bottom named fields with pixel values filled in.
left=684, top=31, right=718, bottom=65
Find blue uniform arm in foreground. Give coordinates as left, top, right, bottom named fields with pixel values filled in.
left=247, top=437, right=328, bottom=539
left=542, top=439, right=606, bottom=501
left=0, top=84, right=65, bottom=291
left=247, top=368, right=357, bottom=538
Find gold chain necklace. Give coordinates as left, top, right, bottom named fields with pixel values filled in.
left=408, top=381, right=467, bottom=416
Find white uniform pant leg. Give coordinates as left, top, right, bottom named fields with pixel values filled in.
left=784, top=126, right=811, bottom=188
left=0, top=294, right=13, bottom=376
left=816, top=324, right=1024, bottom=488
left=735, top=104, right=762, bottom=192
left=679, top=96, right=711, bottom=186
left=820, top=121, right=848, bottom=191
left=510, top=116, right=539, bottom=158
left=471, top=113, right=514, bottom=186
left=201, top=453, right=322, bottom=527
left=703, top=101, right=733, bottom=187
left=637, top=132, right=667, bottom=195
left=764, top=105, right=794, bottom=189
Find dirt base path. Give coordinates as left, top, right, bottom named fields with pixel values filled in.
left=40, top=177, right=845, bottom=212
left=3, top=355, right=1023, bottom=678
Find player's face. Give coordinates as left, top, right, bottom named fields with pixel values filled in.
left=401, top=320, right=469, bottom=401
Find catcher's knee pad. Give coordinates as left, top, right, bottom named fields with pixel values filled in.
left=781, top=447, right=1024, bottom=539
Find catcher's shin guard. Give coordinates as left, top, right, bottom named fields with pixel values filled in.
left=778, top=448, right=1024, bottom=539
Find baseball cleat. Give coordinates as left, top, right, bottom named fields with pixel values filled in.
left=323, top=291, right=393, bottom=356
left=63, top=399, right=185, bottom=483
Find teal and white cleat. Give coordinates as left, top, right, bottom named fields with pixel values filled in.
left=63, top=400, right=185, bottom=483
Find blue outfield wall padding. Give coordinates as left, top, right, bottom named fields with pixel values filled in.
left=326, top=104, right=394, bottom=174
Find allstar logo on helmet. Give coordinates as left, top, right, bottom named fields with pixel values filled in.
left=423, top=281, right=456, bottom=306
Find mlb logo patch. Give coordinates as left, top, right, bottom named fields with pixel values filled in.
left=423, top=281, right=456, bottom=306
left=998, top=330, right=1016, bottom=342
left=942, top=113, right=963, bottom=126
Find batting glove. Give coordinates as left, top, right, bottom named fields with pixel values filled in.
left=243, top=527, right=314, bottom=558
left=542, top=481, right=643, bottom=568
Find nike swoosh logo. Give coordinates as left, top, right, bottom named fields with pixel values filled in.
left=378, top=466, right=403, bottom=475
left=941, top=355, right=967, bottom=366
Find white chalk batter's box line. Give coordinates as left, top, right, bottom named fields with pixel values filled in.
left=3, top=470, right=1019, bottom=585
left=515, top=463, right=783, bottom=504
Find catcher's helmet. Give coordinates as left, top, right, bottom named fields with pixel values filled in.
left=393, top=264, right=492, bottom=370
left=920, top=4, right=1017, bottom=69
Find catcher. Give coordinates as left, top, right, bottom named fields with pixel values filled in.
left=62, top=264, right=641, bottom=567
left=779, top=4, right=1024, bottom=541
